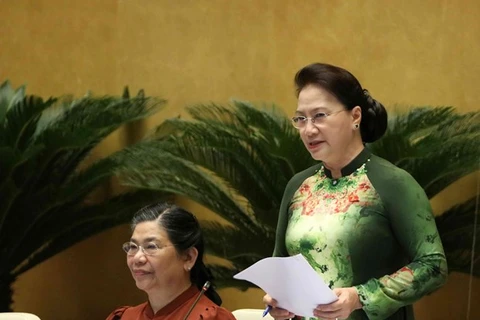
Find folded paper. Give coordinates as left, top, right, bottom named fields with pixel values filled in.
left=234, top=254, right=337, bottom=317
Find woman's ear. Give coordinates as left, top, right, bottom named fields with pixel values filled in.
left=352, top=106, right=362, bottom=124
left=183, top=247, right=199, bottom=271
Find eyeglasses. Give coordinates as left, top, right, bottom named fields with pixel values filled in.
left=291, top=110, right=346, bottom=129
left=122, top=242, right=172, bottom=256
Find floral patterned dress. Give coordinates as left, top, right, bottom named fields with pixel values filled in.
left=273, top=148, right=447, bottom=320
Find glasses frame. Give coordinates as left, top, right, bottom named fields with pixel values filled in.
left=122, top=241, right=173, bottom=256
left=291, top=109, right=346, bottom=129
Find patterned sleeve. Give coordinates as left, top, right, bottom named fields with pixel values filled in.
left=356, top=163, right=448, bottom=319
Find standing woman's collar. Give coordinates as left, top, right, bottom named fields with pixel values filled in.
left=322, top=147, right=371, bottom=179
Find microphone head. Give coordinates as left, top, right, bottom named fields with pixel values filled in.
left=202, top=281, right=211, bottom=291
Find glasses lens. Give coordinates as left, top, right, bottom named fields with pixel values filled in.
left=313, top=112, right=328, bottom=121
left=291, top=117, right=304, bottom=129
left=122, top=242, right=138, bottom=255
left=143, top=243, right=160, bottom=255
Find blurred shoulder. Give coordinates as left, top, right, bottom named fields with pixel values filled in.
left=105, top=303, right=147, bottom=320
left=105, top=306, right=128, bottom=320
left=195, top=297, right=236, bottom=320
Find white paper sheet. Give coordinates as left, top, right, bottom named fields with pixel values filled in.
left=233, top=254, right=338, bottom=318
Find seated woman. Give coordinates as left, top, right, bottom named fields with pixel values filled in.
left=106, top=203, right=236, bottom=320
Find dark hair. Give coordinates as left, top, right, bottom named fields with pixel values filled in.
left=131, top=202, right=222, bottom=306
left=294, top=62, right=387, bottom=143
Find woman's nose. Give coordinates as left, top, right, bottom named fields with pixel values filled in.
left=304, top=120, right=319, bottom=135
left=132, top=250, right=147, bottom=263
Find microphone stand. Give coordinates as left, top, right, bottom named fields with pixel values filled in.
left=183, top=281, right=211, bottom=320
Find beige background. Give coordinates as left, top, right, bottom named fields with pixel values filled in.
left=1, top=0, right=479, bottom=319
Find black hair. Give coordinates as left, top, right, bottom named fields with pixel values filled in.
left=294, top=62, right=388, bottom=143
left=131, top=202, right=222, bottom=306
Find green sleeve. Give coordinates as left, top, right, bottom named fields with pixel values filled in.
left=355, top=156, right=448, bottom=320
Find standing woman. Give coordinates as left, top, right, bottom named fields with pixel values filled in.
left=106, top=203, right=236, bottom=320
left=264, top=63, right=447, bottom=320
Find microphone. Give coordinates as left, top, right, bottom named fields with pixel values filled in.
left=183, top=281, right=211, bottom=320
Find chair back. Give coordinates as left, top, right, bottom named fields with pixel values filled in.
left=232, top=308, right=274, bottom=320
left=0, top=313, right=41, bottom=320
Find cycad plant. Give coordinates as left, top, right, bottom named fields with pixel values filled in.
left=0, top=81, right=168, bottom=311
left=117, top=101, right=480, bottom=289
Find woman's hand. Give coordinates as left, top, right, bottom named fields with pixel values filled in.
left=262, top=294, right=295, bottom=319
left=313, top=287, right=362, bottom=320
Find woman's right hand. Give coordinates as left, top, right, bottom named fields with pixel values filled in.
left=262, top=294, right=295, bottom=319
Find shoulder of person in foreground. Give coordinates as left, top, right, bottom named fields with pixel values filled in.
left=105, top=303, right=145, bottom=320
left=193, top=295, right=236, bottom=320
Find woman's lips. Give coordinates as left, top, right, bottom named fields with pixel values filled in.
left=133, top=270, right=151, bottom=276
left=307, top=141, right=324, bottom=150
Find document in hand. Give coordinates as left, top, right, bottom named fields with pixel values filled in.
left=233, top=254, right=338, bottom=318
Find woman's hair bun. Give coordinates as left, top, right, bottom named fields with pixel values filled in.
left=361, top=89, right=388, bottom=143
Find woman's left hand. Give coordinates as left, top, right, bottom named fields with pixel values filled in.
left=313, top=287, right=362, bottom=320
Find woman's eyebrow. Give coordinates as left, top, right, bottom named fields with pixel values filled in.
left=295, top=107, right=327, bottom=115
left=129, top=236, right=159, bottom=243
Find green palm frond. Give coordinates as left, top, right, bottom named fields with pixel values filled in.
left=206, top=265, right=251, bottom=289
left=201, top=221, right=274, bottom=262
left=0, top=81, right=169, bottom=311
left=435, top=197, right=480, bottom=276
left=201, top=221, right=272, bottom=290
left=119, top=102, right=313, bottom=234
left=188, top=101, right=312, bottom=174
left=3, top=95, right=56, bottom=151
left=368, top=107, right=479, bottom=198
left=0, top=81, right=26, bottom=127
left=28, top=94, right=160, bottom=187
left=116, top=142, right=257, bottom=231
left=11, top=189, right=168, bottom=277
